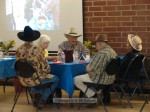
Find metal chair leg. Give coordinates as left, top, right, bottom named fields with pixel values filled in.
left=112, top=85, right=126, bottom=108
left=137, top=85, right=149, bottom=104
left=3, top=78, right=9, bottom=93
left=140, top=101, right=147, bottom=112
left=25, top=88, right=30, bottom=104
left=98, top=94, right=108, bottom=112
left=119, top=85, right=133, bottom=108
left=78, top=87, right=88, bottom=110
left=11, top=86, right=22, bottom=112
left=130, top=81, right=141, bottom=100
left=140, top=92, right=150, bottom=112
left=14, top=84, right=21, bottom=101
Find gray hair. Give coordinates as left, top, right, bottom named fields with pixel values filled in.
left=38, top=35, right=51, bottom=45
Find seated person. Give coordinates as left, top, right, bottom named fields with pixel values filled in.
left=74, top=34, right=117, bottom=107
left=56, top=27, right=87, bottom=97
left=16, top=26, right=59, bottom=106
left=118, top=34, right=142, bottom=79
left=58, top=27, right=87, bottom=60
left=38, top=34, right=57, bottom=61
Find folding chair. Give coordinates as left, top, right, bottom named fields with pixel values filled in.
left=78, top=56, right=121, bottom=112
left=113, top=54, right=145, bottom=108
left=140, top=56, right=150, bottom=112
left=11, top=59, right=59, bottom=112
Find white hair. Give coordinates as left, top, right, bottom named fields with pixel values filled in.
left=38, top=35, right=51, bottom=45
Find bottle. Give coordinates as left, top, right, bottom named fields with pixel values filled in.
left=0, top=48, right=3, bottom=59
left=57, top=52, right=61, bottom=61
left=73, top=49, right=78, bottom=63
left=57, top=47, right=62, bottom=62
left=61, top=51, right=65, bottom=63
left=86, top=52, right=90, bottom=61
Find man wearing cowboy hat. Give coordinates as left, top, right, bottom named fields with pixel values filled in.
left=58, top=27, right=86, bottom=55
left=16, top=26, right=59, bottom=106
left=56, top=27, right=87, bottom=97
left=118, top=34, right=142, bottom=78
left=74, top=34, right=117, bottom=107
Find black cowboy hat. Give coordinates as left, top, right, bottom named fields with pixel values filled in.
left=17, top=26, right=41, bottom=42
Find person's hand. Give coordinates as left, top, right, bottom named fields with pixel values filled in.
left=78, top=60, right=86, bottom=63
left=46, top=56, right=57, bottom=61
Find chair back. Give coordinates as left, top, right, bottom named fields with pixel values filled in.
left=105, top=56, right=121, bottom=75
left=142, top=56, right=150, bottom=81
left=14, top=59, right=36, bottom=78
left=96, top=56, right=121, bottom=84
left=122, top=54, right=144, bottom=80
left=14, top=59, right=41, bottom=87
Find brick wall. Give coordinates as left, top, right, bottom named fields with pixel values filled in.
left=83, top=0, right=150, bottom=56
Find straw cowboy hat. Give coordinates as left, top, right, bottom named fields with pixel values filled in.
left=93, top=34, right=108, bottom=44
left=64, top=27, right=82, bottom=38
left=128, top=34, right=142, bottom=51
left=17, top=26, right=41, bottom=42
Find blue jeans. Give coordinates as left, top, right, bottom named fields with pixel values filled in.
left=30, top=75, right=59, bottom=100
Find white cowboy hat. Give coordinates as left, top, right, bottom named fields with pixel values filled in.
left=128, top=34, right=142, bottom=51
left=64, top=27, right=81, bottom=38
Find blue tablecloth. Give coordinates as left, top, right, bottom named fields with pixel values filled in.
left=0, top=56, right=16, bottom=78
left=0, top=56, right=125, bottom=96
left=48, top=62, right=88, bottom=96
left=119, top=56, right=124, bottom=60
left=0, top=57, right=88, bottom=96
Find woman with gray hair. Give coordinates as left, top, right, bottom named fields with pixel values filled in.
left=38, top=34, right=57, bottom=60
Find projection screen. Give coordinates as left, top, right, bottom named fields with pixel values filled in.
left=0, top=0, right=83, bottom=51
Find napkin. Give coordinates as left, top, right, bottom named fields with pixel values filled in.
left=53, top=61, right=62, bottom=64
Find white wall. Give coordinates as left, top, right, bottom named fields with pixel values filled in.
left=0, top=0, right=83, bottom=51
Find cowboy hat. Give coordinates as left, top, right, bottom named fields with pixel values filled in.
left=93, top=34, right=108, bottom=44
left=64, top=27, right=81, bottom=38
left=17, top=26, right=41, bottom=42
left=128, top=34, right=142, bottom=51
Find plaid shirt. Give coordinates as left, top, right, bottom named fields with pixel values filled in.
left=89, top=45, right=117, bottom=85
left=58, top=41, right=86, bottom=55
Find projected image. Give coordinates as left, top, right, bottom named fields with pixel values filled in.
left=6, top=0, right=60, bottom=30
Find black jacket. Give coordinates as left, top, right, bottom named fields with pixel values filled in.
left=118, top=49, right=140, bottom=79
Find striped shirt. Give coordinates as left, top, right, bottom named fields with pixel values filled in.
left=89, top=45, right=117, bottom=85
